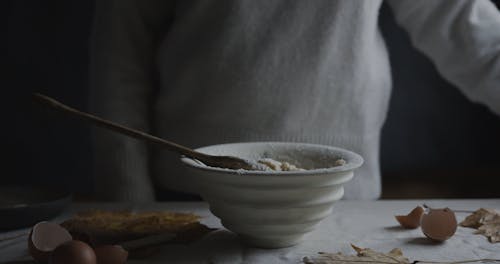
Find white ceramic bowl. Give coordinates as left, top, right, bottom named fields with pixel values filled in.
left=181, top=142, right=363, bottom=248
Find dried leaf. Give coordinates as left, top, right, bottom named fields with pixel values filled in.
left=460, top=208, right=500, bottom=243
left=460, top=208, right=500, bottom=228
left=303, top=244, right=409, bottom=264
left=477, top=222, right=500, bottom=243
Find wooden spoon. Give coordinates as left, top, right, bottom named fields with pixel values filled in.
left=33, top=93, right=266, bottom=171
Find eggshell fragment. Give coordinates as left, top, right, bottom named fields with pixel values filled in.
left=94, top=245, right=128, bottom=264
left=28, top=221, right=73, bottom=263
left=395, top=206, right=424, bottom=229
left=49, top=240, right=96, bottom=264
left=421, top=207, right=457, bottom=242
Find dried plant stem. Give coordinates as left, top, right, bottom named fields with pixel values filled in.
left=307, top=257, right=500, bottom=264
left=317, top=257, right=404, bottom=264
left=414, top=259, right=500, bottom=264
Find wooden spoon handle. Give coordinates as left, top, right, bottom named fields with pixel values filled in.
left=33, top=93, right=207, bottom=160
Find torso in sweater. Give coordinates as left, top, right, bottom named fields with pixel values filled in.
left=152, top=0, right=390, bottom=199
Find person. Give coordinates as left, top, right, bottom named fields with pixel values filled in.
left=90, top=0, right=500, bottom=201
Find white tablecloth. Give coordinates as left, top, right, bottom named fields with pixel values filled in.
left=2, top=200, right=499, bottom=263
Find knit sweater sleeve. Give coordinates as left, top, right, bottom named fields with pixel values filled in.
left=386, top=0, right=500, bottom=115
left=89, top=0, right=174, bottom=201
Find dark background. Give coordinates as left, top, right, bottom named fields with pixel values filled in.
left=4, top=1, right=500, bottom=199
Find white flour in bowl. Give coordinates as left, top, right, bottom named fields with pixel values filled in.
left=256, top=157, right=346, bottom=171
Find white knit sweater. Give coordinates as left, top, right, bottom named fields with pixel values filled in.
left=90, top=0, right=500, bottom=201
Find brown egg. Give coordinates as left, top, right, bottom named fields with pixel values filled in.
left=49, top=240, right=96, bottom=264
left=421, top=207, right=457, bottom=242
left=395, top=206, right=424, bottom=229
left=94, top=245, right=128, bottom=264
left=28, top=222, right=73, bottom=263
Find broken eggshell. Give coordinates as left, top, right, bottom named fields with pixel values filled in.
left=28, top=221, right=73, bottom=263
left=49, top=240, right=96, bottom=264
left=94, top=245, right=128, bottom=264
left=421, top=207, right=458, bottom=242
left=395, top=206, right=424, bottom=229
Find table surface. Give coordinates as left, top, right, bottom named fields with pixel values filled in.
left=2, top=199, right=499, bottom=263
